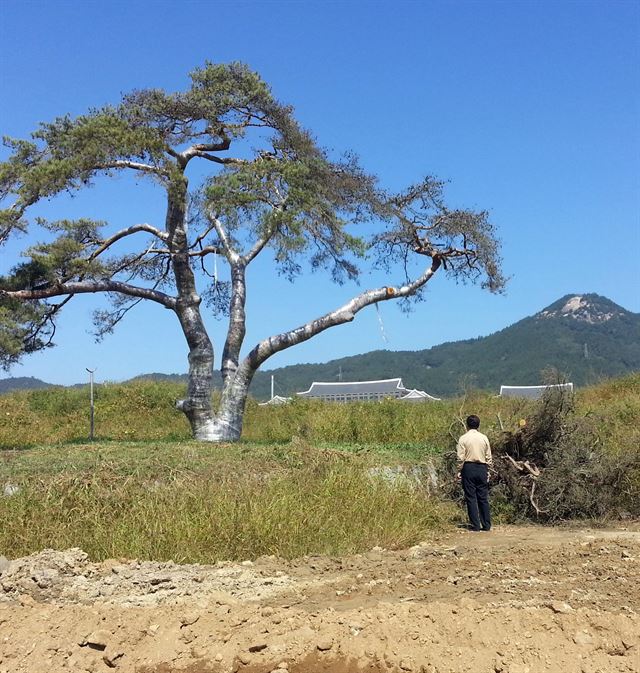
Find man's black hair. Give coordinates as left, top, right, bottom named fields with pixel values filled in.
left=466, top=414, right=480, bottom=429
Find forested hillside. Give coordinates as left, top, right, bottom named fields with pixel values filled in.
left=248, top=294, right=639, bottom=398
left=2, top=294, right=638, bottom=399
left=0, top=377, right=53, bottom=394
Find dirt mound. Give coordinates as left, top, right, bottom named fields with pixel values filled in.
left=1, top=525, right=639, bottom=673
left=0, top=548, right=292, bottom=606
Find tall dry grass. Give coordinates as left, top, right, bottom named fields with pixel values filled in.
left=0, top=381, right=192, bottom=446
left=1, top=374, right=637, bottom=560
left=0, top=379, right=562, bottom=447
left=0, top=440, right=454, bottom=562
left=2, top=375, right=637, bottom=456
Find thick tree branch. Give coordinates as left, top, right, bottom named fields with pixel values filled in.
left=182, top=151, right=248, bottom=166
left=89, top=223, right=168, bottom=260
left=242, top=223, right=278, bottom=264
left=221, top=264, right=248, bottom=384
left=146, top=246, right=226, bottom=258
left=192, top=139, right=231, bottom=152
left=244, top=257, right=442, bottom=371
left=190, top=245, right=225, bottom=257
left=207, top=212, right=240, bottom=263
left=2, top=281, right=177, bottom=309
left=97, top=160, right=167, bottom=175
left=165, top=147, right=182, bottom=161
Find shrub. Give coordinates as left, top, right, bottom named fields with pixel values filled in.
left=483, top=388, right=639, bottom=520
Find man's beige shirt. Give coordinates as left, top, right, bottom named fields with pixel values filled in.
left=456, top=429, right=493, bottom=467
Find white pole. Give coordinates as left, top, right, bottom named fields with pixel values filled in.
left=271, top=374, right=274, bottom=400
left=86, top=367, right=96, bottom=441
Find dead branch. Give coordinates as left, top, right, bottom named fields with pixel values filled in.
left=529, top=481, right=547, bottom=515
left=504, top=454, right=541, bottom=478
left=448, top=422, right=459, bottom=444
left=505, top=454, right=524, bottom=471
left=523, top=460, right=541, bottom=477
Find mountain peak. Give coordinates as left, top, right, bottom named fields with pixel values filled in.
left=537, top=294, right=627, bottom=324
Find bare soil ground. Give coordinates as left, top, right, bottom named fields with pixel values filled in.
left=1, top=525, right=639, bottom=673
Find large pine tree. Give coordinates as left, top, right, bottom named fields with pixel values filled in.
left=0, top=63, right=504, bottom=440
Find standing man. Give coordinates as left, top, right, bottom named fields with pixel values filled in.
left=457, top=414, right=492, bottom=532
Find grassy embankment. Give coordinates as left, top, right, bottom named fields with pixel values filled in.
left=0, top=374, right=638, bottom=563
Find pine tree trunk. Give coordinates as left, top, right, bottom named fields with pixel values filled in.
left=186, top=366, right=252, bottom=442
left=167, top=176, right=219, bottom=440
left=174, top=303, right=218, bottom=440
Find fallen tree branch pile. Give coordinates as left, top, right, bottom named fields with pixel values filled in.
left=443, top=383, right=640, bottom=522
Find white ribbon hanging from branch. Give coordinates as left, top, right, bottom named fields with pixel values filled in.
left=375, top=302, right=389, bottom=343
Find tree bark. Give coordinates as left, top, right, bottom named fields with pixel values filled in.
left=167, top=176, right=218, bottom=440
left=209, top=363, right=254, bottom=441
left=174, top=299, right=217, bottom=440
left=220, top=262, right=247, bottom=385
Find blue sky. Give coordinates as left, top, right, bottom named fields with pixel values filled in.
left=0, top=0, right=638, bottom=386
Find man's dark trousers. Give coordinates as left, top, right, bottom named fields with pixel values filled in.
left=461, top=462, right=491, bottom=531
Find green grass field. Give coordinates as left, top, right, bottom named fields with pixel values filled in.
left=0, top=439, right=455, bottom=562
left=1, top=374, right=638, bottom=450
left=0, top=374, right=638, bottom=563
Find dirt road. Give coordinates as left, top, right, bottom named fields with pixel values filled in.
left=1, top=525, right=638, bottom=673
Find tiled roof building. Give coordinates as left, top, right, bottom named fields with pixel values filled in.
left=499, top=383, right=574, bottom=399
left=297, top=378, right=440, bottom=403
